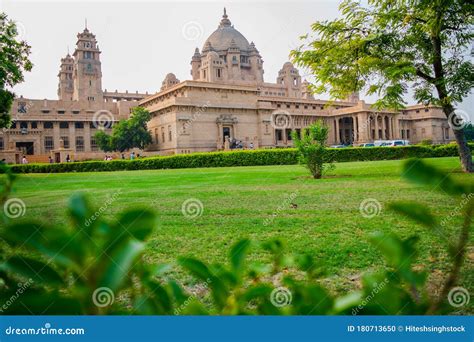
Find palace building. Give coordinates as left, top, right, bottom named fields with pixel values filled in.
left=140, top=9, right=452, bottom=155
left=0, top=26, right=148, bottom=163
left=1, top=9, right=452, bottom=162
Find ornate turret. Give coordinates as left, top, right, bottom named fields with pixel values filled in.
left=277, top=62, right=302, bottom=98
left=72, top=24, right=103, bottom=102
left=161, top=73, right=180, bottom=91
left=191, top=8, right=264, bottom=84
left=57, top=51, right=74, bottom=101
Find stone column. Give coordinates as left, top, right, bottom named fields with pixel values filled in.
left=374, top=115, right=379, bottom=140
left=393, top=115, right=401, bottom=139
left=69, top=123, right=76, bottom=151
left=335, top=118, right=340, bottom=144
left=52, top=122, right=60, bottom=151
left=353, top=115, right=358, bottom=142
left=84, top=122, right=91, bottom=152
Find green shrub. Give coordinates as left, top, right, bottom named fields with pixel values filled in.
left=6, top=143, right=473, bottom=174
left=292, top=121, right=333, bottom=179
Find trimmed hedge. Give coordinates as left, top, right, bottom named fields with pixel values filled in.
left=7, top=143, right=470, bottom=174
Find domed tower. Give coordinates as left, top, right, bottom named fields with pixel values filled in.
left=161, top=73, right=180, bottom=91
left=190, top=8, right=264, bottom=84
left=277, top=62, right=302, bottom=98
left=72, top=25, right=103, bottom=102
left=57, top=52, right=74, bottom=101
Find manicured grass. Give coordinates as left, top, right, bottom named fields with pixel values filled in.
left=6, top=157, right=474, bottom=306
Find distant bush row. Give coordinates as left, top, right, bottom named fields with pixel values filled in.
left=6, top=143, right=470, bottom=174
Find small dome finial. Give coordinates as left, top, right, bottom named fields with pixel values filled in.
left=219, top=7, right=231, bottom=28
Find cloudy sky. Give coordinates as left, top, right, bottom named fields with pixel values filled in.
left=1, top=0, right=472, bottom=113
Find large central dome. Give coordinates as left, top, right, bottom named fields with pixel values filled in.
left=202, top=8, right=251, bottom=52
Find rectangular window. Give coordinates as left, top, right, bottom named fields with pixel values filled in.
left=44, top=122, right=53, bottom=129
left=0, top=137, right=3, bottom=150
left=406, top=130, right=410, bottom=139
left=75, top=122, right=84, bottom=129
left=44, top=136, right=54, bottom=152
left=31, top=121, right=37, bottom=129
left=57, top=110, right=65, bottom=114
left=216, top=69, right=221, bottom=78
left=276, top=129, right=283, bottom=141
left=76, top=136, right=84, bottom=152
left=444, top=127, right=450, bottom=140
left=61, top=136, right=70, bottom=149
left=59, top=122, right=69, bottom=129
left=286, top=129, right=293, bottom=141
left=91, top=137, right=98, bottom=151
left=20, top=122, right=28, bottom=129
left=161, top=127, right=165, bottom=143
left=168, top=125, right=172, bottom=142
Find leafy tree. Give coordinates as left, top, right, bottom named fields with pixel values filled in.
left=0, top=13, right=33, bottom=128
left=95, top=107, right=152, bottom=153
left=291, top=0, right=474, bottom=172
left=292, top=121, right=333, bottom=179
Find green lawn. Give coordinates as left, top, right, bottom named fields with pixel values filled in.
left=6, top=157, right=474, bottom=303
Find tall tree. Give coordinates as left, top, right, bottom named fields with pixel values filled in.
left=95, top=107, right=152, bottom=153
left=291, top=0, right=474, bottom=172
left=0, top=13, right=32, bottom=128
